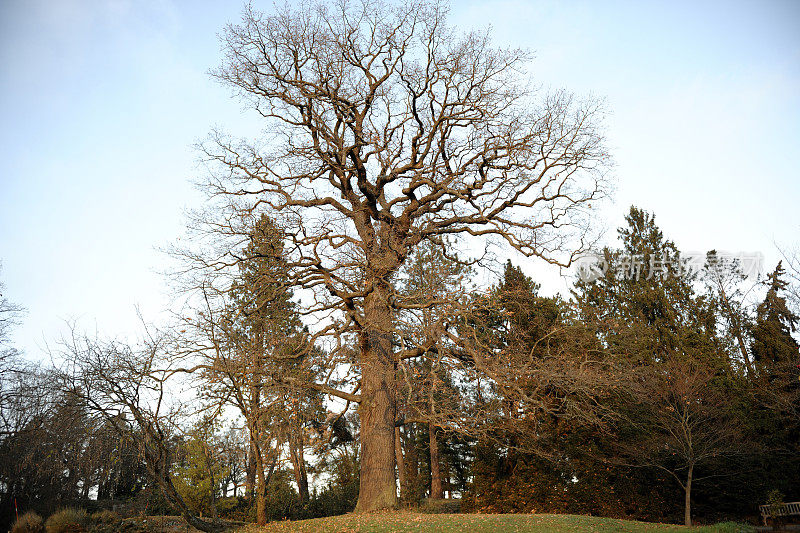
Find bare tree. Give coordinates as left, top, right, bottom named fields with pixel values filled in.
left=56, top=329, right=228, bottom=533
left=218, top=426, right=248, bottom=498
left=196, top=0, right=609, bottom=510
left=0, top=265, right=27, bottom=429
left=703, top=251, right=758, bottom=375
left=614, top=358, right=747, bottom=527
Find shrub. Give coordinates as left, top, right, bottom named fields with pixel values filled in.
left=11, top=512, right=45, bottom=533
left=215, top=496, right=251, bottom=522
left=766, top=489, right=786, bottom=513
left=45, top=508, right=88, bottom=533
left=89, top=510, right=119, bottom=524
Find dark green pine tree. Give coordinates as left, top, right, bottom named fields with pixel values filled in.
left=467, top=261, right=598, bottom=514
left=206, top=214, right=322, bottom=524
left=751, top=261, right=800, bottom=368
left=573, top=206, right=747, bottom=526
left=231, top=214, right=298, bottom=332
left=745, top=262, right=800, bottom=513
left=495, top=260, right=563, bottom=356
left=573, top=206, right=719, bottom=367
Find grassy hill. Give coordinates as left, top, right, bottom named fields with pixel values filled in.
left=239, top=512, right=754, bottom=533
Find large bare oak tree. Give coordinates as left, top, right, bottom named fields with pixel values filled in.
left=200, top=0, right=609, bottom=511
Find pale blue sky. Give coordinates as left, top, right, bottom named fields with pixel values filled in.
left=1, top=0, right=799, bottom=359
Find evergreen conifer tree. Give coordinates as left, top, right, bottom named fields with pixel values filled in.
left=752, top=262, right=800, bottom=368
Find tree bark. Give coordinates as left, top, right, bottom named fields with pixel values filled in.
left=429, top=424, right=443, bottom=499
left=255, top=460, right=268, bottom=526
left=684, top=463, right=694, bottom=527
left=405, top=424, right=420, bottom=503
left=244, top=444, right=256, bottom=500
left=159, top=478, right=226, bottom=533
left=355, top=279, right=399, bottom=512
left=249, top=423, right=276, bottom=526
left=289, top=432, right=310, bottom=503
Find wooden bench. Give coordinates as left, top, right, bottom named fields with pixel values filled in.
left=760, top=501, right=800, bottom=526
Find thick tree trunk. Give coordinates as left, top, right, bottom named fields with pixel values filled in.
left=289, top=433, right=310, bottom=503
left=395, top=426, right=406, bottom=502
left=405, top=424, right=420, bottom=502
left=246, top=336, right=262, bottom=503
left=161, top=480, right=225, bottom=533
left=684, top=463, right=694, bottom=527
left=256, top=463, right=268, bottom=525
left=249, top=426, right=275, bottom=526
left=298, top=465, right=310, bottom=504
left=254, top=450, right=277, bottom=526
left=245, top=445, right=256, bottom=500
left=429, top=424, right=443, bottom=499
left=355, top=279, right=398, bottom=512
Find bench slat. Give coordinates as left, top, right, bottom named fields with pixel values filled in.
left=760, top=502, right=800, bottom=517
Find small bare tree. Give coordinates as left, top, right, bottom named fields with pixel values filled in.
left=703, top=251, right=758, bottom=375
left=0, top=266, right=28, bottom=431
left=57, top=329, right=228, bottom=533
left=196, top=0, right=609, bottom=510
left=615, top=358, right=746, bottom=527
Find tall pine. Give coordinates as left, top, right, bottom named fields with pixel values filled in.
left=752, top=261, right=800, bottom=368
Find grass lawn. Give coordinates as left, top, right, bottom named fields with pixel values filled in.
left=239, top=512, right=754, bottom=533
